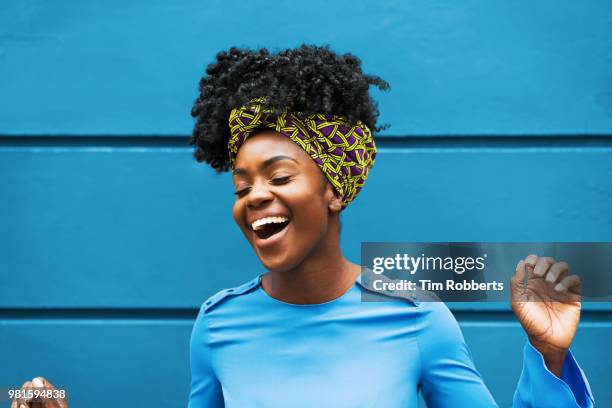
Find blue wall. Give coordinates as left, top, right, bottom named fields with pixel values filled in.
left=1, top=1, right=611, bottom=407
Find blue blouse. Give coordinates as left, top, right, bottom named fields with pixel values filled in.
left=188, top=273, right=594, bottom=407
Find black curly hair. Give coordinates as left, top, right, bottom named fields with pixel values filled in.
left=189, top=44, right=390, bottom=172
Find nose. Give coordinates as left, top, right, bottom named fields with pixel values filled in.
left=246, top=179, right=273, bottom=208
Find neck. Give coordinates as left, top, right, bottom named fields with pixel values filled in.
left=261, top=218, right=361, bottom=304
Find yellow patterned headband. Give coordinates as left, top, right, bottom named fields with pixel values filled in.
left=228, top=97, right=376, bottom=209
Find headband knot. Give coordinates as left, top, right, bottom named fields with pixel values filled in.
left=228, top=97, right=376, bottom=209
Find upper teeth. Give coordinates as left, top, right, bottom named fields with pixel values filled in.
left=251, top=216, right=289, bottom=231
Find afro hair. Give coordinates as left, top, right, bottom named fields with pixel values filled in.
left=189, top=44, right=390, bottom=172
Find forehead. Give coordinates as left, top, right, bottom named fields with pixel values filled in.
left=234, top=129, right=308, bottom=167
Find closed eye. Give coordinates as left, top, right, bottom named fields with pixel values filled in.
left=234, top=187, right=250, bottom=197
left=233, top=176, right=292, bottom=198
left=271, top=176, right=292, bottom=185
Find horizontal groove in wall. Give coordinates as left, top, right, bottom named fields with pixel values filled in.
left=1, top=135, right=612, bottom=149
left=452, top=310, right=612, bottom=323
left=0, top=307, right=198, bottom=320
left=0, top=308, right=611, bottom=323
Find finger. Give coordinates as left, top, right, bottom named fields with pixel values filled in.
left=545, top=261, right=569, bottom=284
left=512, top=259, right=526, bottom=284
left=11, top=394, right=19, bottom=408
left=39, top=377, right=67, bottom=408
left=23, top=381, right=34, bottom=405
left=30, top=397, right=53, bottom=408
left=11, top=381, right=28, bottom=408
left=10, top=399, right=27, bottom=408
left=34, top=377, right=54, bottom=392
left=32, top=377, right=45, bottom=390
left=30, top=377, right=49, bottom=408
left=30, top=399, right=45, bottom=408
left=523, top=254, right=539, bottom=278
left=29, top=396, right=49, bottom=408
left=58, top=398, right=68, bottom=408
left=14, top=381, right=33, bottom=407
left=555, top=275, right=582, bottom=294
left=39, top=378, right=51, bottom=387
left=533, top=256, right=555, bottom=277
left=524, top=254, right=538, bottom=266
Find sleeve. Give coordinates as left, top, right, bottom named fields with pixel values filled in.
left=416, top=302, right=498, bottom=407
left=188, top=305, right=224, bottom=408
left=513, top=341, right=594, bottom=408
left=417, top=302, right=595, bottom=408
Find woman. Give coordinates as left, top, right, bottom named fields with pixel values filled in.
left=186, top=45, right=593, bottom=407
left=13, top=45, right=593, bottom=408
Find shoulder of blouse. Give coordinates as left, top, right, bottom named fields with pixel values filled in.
left=201, top=274, right=262, bottom=314
left=356, top=268, right=442, bottom=306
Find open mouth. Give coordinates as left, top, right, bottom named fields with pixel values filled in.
left=252, top=218, right=290, bottom=240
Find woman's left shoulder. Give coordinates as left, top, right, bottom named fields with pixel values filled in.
left=415, top=301, right=466, bottom=346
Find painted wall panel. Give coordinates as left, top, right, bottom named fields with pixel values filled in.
left=0, top=321, right=192, bottom=407
left=1, top=0, right=611, bottom=135
left=1, top=146, right=611, bottom=308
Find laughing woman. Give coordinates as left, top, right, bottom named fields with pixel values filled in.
left=185, top=45, right=593, bottom=408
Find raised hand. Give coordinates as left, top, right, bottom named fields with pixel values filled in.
left=511, top=254, right=582, bottom=377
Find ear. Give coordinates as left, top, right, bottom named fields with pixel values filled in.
left=325, top=183, right=343, bottom=213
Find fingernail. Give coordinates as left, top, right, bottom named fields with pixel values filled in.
left=516, top=260, right=523, bottom=269
left=533, top=265, right=545, bottom=276
left=32, top=377, right=44, bottom=388
left=554, top=283, right=567, bottom=292
left=545, top=273, right=557, bottom=283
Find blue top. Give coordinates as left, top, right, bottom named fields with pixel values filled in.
left=188, top=273, right=594, bottom=407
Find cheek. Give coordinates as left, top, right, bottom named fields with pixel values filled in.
left=232, top=200, right=239, bottom=224
left=285, top=188, right=329, bottom=237
left=232, top=200, right=247, bottom=233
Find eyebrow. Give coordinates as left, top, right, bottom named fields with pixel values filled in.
left=233, top=155, right=298, bottom=176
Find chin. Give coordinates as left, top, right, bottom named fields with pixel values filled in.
left=258, top=252, right=301, bottom=273
left=259, top=258, right=292, bottom=273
